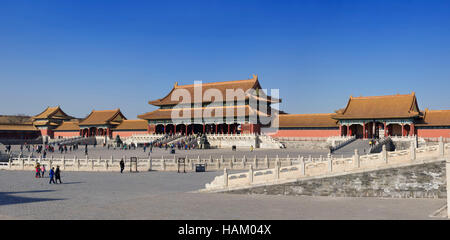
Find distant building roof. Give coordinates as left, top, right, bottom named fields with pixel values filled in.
left=334, top=92, right=420, bottom=120
left=0, top=124, right=39, bottom=131
left=79, top=109, right=126, bottom=126
left=54, top=121, right=80, bottom=131
left=32, top=106, right=73, bottom=120
left=115, top=120, right=148, bottom=130
left=278, top=113, right=338, bottom=128
left=0, top=115, right=33, bottom=125
left=416, top=110, right=450, bottom=126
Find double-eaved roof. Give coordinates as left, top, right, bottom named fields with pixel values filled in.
left=334, top=92, right=421, bottom=120
left=138, top=105, right=269, bottom=120
left=79, top=109, right=126, bottom=126
left=140, top=75, right=279, bottom=121
left=147, top=75, right=280, bottom=106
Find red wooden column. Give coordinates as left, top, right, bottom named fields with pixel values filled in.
left=203, top=124, right=205, bottom=134
left=346, top=125, right=350, bottom=137
left=362, top=123, right=366, bottom=139
left=384, top=122, right=388, bottom=137
left=215, top=124, right=218, bottom=134
left=410, top=124, right=415, bottom=136
left=401, top=124, right=405, bottom=136
left=233, top=124, right=236, bottom=134
left=228, top=124, right=230, bottom=134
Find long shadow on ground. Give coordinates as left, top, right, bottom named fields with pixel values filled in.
left=0, top=190, right=65, bottom=206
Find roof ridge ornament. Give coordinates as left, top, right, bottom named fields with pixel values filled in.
left=252, top=74, right=258, bottom=81
left=174, top=82, right=178, bottom=88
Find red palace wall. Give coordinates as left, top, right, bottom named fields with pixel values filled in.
left=272, top=129, right=340, bottom=138
left=54, top=131, right=80, bottom=138
left=112, top=130, right=148, bottom=138
left=241, top=123, right=260, bottom=134
left=417, top=129, right=450, bottom=139
left=39, top=128, right=54, bottom=138
left=148, top=124, right=156, bottom=134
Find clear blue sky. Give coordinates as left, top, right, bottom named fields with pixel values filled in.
left=1, top=0, right=449, bottom=119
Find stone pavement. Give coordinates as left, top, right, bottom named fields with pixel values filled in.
left=4, top=145, right=334, bottom=160
left=0, top=170, right=445, bottom=219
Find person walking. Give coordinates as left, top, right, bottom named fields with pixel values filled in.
left=49, top=167, right=55, bottom=184
left=35, top=163, right=41, bottom=178
left=120, top=159, right=125, bottom=173
left=40, top=165, right=46, bottom=178
left=55, top=166, right=62, bottom=184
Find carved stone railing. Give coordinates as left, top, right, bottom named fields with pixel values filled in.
left=204, top=137, right=449, bottom=191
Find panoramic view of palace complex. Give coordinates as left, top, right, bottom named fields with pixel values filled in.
left=0, top=75, right=449, bottom=144
left=2, top=0, right=450, bottom=221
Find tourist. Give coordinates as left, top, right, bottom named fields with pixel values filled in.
left=120, top=159, right=125, bottom=173
left=35, top=163, right=41, bottom=178
left=55, top=166, right=62, bottom=184
left=41, top=165, right=46, bottom=178
left=49, top=167, right=55, bottom=184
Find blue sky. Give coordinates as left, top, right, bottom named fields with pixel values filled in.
left=1, top=0, right=449, bottom=119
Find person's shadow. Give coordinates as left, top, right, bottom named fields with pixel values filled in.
left=59, top=181, right=84, bottom=185
left=0, top=190, right=65, bottom=206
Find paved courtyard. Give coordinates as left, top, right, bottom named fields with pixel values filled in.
left=0, top=170, right=446, bottom=219
left=3, top=144, right=335, bottom=160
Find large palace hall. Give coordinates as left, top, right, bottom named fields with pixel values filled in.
left=1, top=75, right=449, bottom=142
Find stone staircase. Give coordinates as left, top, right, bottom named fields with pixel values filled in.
left=49, top=137, right=97, bottom=145
left=257, top=135, right=284, bottom=149
left=122, top=134, right=166, bottom=145
left=165, top=134, right=188, bottom=145
left=332, top=139, right=372, bottom=156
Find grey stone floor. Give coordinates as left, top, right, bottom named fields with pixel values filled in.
left=3, top=145, right=334, bottom=160
left=0, top=170, right=446, bottom=219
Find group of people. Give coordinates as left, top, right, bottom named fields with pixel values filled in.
left=3, top=144, right=12, bottom=153
left=17, top=142, right=80, bottom=155
left=34, top=162, right=62, bottom=184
